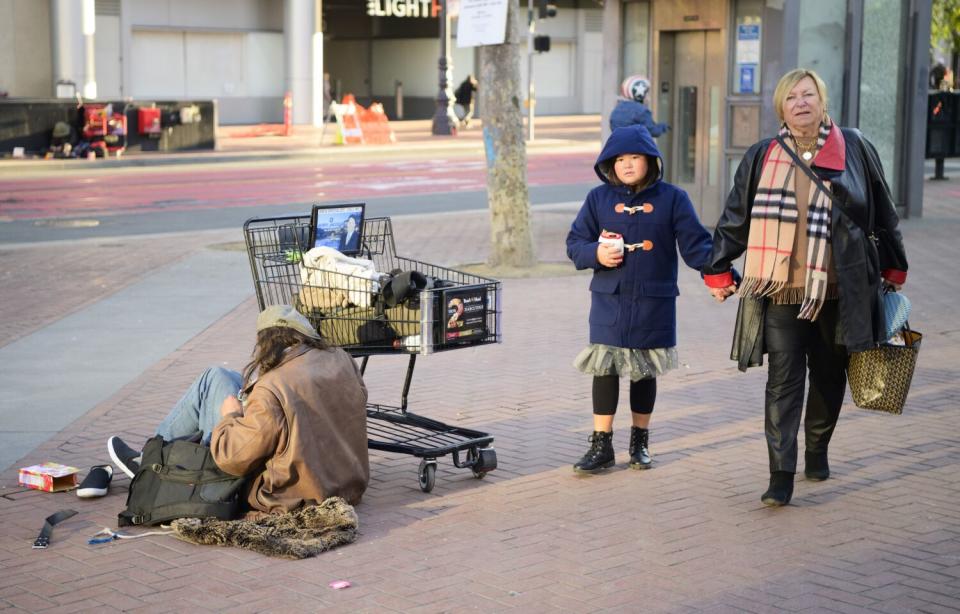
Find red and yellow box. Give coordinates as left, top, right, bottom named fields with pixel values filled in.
left=18, top=463, right=79, bottom=492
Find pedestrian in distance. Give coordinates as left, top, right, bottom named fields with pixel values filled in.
left=609, top=75, right=669, bottom=136
left=702, top=68, right=908, bottom=507
left=323, top=72, right=333, bottom=118
left=107, top=305, right=370, bottom=516
left=566, top=124, right=715, bottom=474
left=929, top=61, right=947, bottom=90
left=454, top=74, right=478, bottom=128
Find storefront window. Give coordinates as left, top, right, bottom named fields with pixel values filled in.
left=731, top=0, right=762, bottom=96
left=860, top=0, right=906, bottom=195
left=622, top=1, right=650, bottom=79
left=798, top=0, right=846, bottom=123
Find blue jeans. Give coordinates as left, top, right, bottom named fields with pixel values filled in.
left=155, top=367, right=243, bottom=445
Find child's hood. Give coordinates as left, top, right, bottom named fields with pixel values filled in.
left=594, top=124, right=664, bottom=185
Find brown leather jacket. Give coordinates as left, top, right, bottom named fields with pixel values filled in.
left=211, top=345, right=368, bottom=514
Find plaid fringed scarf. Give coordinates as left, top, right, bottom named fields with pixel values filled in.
left=741, top=119, right=833, bottom=320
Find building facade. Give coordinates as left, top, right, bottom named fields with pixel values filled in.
left=600, top=0, right=931, bottom=222
left=0, top=0, right=931, bottom=220
left=0, top=0, right=603, bottom=125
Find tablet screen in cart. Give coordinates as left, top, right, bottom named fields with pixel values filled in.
left=442, top=286, right=487, bottom=344
left=309, top=203, right=365, bottom=256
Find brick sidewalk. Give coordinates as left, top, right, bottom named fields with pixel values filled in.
left=0, top=230, right=238, bottom=349
left=1, top=181, right=959, bottom=612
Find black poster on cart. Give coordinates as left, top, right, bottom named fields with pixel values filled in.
left=442, top=286, right=487, bottom=344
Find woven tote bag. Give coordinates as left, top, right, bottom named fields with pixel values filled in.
left=847, top=328, right=922, bottom=415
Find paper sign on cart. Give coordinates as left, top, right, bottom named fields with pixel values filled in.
left=442, top=286, right=487, bottom=344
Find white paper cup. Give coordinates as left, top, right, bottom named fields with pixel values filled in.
left=599, top=232, right=624, bottom=255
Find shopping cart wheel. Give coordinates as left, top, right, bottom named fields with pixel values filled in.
left=418, top=459, right=437, bottom=493
left=469, top=448, right=498, bottom=479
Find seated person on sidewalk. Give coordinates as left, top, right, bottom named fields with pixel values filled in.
left=108, top=305, right=369, bottom=514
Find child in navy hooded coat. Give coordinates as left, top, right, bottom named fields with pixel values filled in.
left=566, top=124, right=713, bottom=473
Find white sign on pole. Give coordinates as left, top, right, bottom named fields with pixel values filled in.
left=456, top=0, right=509, bottom=48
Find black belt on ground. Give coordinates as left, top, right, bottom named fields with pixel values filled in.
left=33, top=509, right=77, bottom=549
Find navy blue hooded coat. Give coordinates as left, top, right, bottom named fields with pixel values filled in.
left=566, top=124, right=713, bottom=349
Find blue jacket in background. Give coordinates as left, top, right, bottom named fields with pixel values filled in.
left=609, top=99, right=669, bottom=136
left=566, top=124, right=713, bottom=349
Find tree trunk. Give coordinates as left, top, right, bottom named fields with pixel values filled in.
left=478, top=0, right=536, bottom=268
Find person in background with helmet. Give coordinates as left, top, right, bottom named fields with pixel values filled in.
left=610, top=75, right=670, bottom=136
left=47, top=121, right=76, bottom=159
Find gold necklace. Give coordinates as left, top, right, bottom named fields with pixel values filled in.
left=793, top=136, right=818, bottom=161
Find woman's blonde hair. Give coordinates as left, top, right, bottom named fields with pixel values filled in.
left=773, top=68, right=829, bottom=123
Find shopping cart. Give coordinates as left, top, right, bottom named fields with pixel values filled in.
left=243, top=213, right=501, bottom=492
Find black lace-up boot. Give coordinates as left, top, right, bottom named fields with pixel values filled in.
left=628, top=427, right=652, bottom=469
left=761, top=471, right=795, bottom=507
left=573, top=431, right=615, bottom=474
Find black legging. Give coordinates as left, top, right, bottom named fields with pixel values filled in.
left=592, top=375, right=656, bottom=415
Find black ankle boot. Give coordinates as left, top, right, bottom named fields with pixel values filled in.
left=761, top=471, right=794, bottom=507
left=804, top=451, right=830, bottom=481
left=628, top=427, right=652, bottom=469
left=573, top=431, right=615, bottom=474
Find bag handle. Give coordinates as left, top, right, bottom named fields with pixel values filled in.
left=150, top=463, right=241, bottom=484
left=774, top=135, right=875, bottom=238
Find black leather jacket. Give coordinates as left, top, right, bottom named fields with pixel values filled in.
left=704, top=127, right=908, bottom=370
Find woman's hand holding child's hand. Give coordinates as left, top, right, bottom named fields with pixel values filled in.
left=709, top=285, right=737, bottom=303
left=597, top=243, right=624, bottom=268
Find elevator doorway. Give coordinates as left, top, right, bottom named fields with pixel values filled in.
left=657, top=30, right=724, bottom=223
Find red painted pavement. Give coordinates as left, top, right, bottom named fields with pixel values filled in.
left=0, top=151, right=596, bottom=220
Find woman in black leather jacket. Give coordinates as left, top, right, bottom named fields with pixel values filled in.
left=702, top=69, right=908, bottom=506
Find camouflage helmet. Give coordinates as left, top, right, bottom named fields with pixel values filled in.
left=52, top=121, right=72, bottom=139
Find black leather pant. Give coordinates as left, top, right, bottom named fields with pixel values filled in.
left=764, top=301, right=848, bottom=473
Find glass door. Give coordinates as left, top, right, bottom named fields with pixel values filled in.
left=657, top=30, right=724, bottom=222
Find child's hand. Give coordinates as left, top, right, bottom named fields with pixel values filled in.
left=597, top=243, right=624, bottom=268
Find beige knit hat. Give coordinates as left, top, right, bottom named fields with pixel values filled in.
left=256, top=305, right=321, bottom=339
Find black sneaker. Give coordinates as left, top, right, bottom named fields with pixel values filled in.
left=77, top=464, right=113, bottom=498
left=107, top=436, right=141, bottom=479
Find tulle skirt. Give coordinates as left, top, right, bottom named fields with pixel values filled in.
left=573, top=344, right=678, bottom=381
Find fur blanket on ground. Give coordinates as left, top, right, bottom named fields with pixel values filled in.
left=169, top=497, right=358, bottom=559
